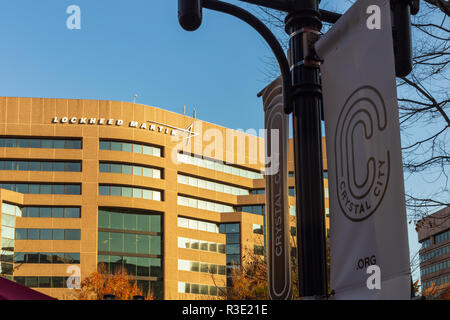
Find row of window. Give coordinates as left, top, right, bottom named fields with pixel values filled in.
left=420, top=245, right=450, bottom=263
left=99, top=162, right=162, bottom=179
left=250, top=189, right=265, bottom=195
left=13, top=252, right=80, bottom=264
left=422, top=274, right=450, bottom=290
left=235, top=205, right=265, bottom=216
left=15, top=228, right=81, bottom=240
left=177, top=174, right=248, bottom=196
left=98, top=232, right=161, bottom=255
left=421, top=259, right=450, bottom=276
left=14, top=276, right=80, bottom=288
left=0, top=137, right=81, bottom=149
left=98, top=255, right=162, bottom=278
left=22, top=207, right=80, bottom=218
left=178, top=259, right=227, bottom=275
left=178, top=195, right=233, bottom=213
left=435, top=230, right=450, bottom=245
left=100, top=140, right=162, bottom=157
left=99, top=185, right=162, bottom=201
left=0, top=183, right=81, bottom=195
left=0, top=160, right=81, bottom=172
left=178, top=237, right=225, bottom=254
left=178, top=282, right=226, bottom=297
left=177, top=153, right=263, bottom=179
left=177, top=217, right=220, bottom=234
left=98, top=209, right=161, bottom=233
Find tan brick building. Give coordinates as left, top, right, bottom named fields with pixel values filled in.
left=0, top=97, right=329, bottom=299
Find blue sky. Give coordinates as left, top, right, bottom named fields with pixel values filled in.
left=0, top=1, right=423, bottom=280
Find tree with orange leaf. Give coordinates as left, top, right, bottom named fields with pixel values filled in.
left=74, top=263, right=154, bottom=300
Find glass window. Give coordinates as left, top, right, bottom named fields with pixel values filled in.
left=200, top=241, right=208, bottom=251
left=110, top=232, right=123, bottom=252
left=53, top=229, right=65, bottom=240
left=65, top=185, right=81, bottom=195
left=190, top=261, right=199, bottom=272
left=226, top=224, right=240, bottom=233
left=52, top=162, right=64, bottom=172
left=150, top=236, right=161, bottom=255
left=99, top=163, right=110, bottom=173
left=153, top=169, right=161, bottom=179
left=64, top=207, right=80, bottom=218
left=2, top=226, right=15, bottom=239
left=200, top=263, right=209, bottom=273
left=227, top=244, right=240, bottom=254
left=122, top=143, right=132, bottom=152
left=49, top=207, right=62, bottom=218
left=190, top=284, right=199, bottom=294
left=65, top=229, right=81, bottom=240
left=133, top=144, right=143, bottom=154
left=143, top=146, right=153, bottom=156
left=137, top=234, right=150, bottom=254
left=1, top=214, right=14, bottom=227
left=40, top=253, right=52, bottom=264
left=137, top=257, right=150, bottom=277
left=65, top=162, right=81, bottom=172
left=98, top=232, right=110, bottom=252
left=39, top=277, right=51, bottom=288
left=226, top=234, right=240, bottom=244
left=142, top=189, right=152, bottom=200
left=39, top=229, right=52, bottom=240
left=110, top=186, right=121, bottom=197
left=218, top=244, right=226, bottom=254
left=28, top=161, right=41, bottom=171
left=53, top=140, right=65, bottom=149
left=111, top=142, right=122, bottom=151
left=27, top=229, right=39, bottom=240
left=153, top=148, right=161, bottom=157
left=14, top=252, right=26, bottom=264
left=122, top=187, right=132, bottom=197
left=178, top=237, right=190, bottom=249
left=99, top=185, right=109, bottom=196
left=120, top=165, right=131, bottom=175
left=153, top=191, right=161, bottom=201
left=132, top=166, right=142, bottom=176
left=178, top=217, right=188, bottom=228
left=25, top=277, right=38, bottom=288
left=133, top=188, right=142, bottom=199
left=198, top=221, right=207, bottom=232
left=65, top=140, right=81, bottom=149
left=124, top=214, right=137, bottom=231
left=99, top=141, right=111, bottom=150
left=148, top=215, right=161, bottom=233
left=41, top=162, right=52, bottom=172
left=28, top=139, right=41, bottom=148
left=110, top=164, right=122, bottom=174
left=53, top=185, right=65, bottom=195
left=52, top=277, right=65, bottom=288
left=65, top=253, right=80, bottom=264
left=124, top=233, right=137, bottom=253
left=16, top=184, right=29, bottom=194
left=136, top=215, right=149, bottom=232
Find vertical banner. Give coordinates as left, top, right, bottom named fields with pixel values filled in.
left=260, top=77, right=292, bottom=300
left=315, top=0, right=411, bottom=299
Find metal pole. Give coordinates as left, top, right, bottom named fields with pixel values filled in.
left=285, top=0, right=328, bottom=297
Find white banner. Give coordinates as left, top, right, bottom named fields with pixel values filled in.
left=315, top=0, right=411, bottom=299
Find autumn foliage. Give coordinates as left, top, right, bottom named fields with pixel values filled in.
left=74, top=263, right=154, bottom=300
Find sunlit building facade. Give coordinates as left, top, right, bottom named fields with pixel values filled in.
left=0, top=97, right=329, bottom=299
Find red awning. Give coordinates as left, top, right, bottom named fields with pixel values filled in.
left=0, top=277, right=57, bottom=300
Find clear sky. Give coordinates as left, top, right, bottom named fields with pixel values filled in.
left=0, top=1, right=423, bottom=281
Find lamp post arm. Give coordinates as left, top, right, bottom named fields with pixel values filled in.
left=202, top=0, right=293, bottom=113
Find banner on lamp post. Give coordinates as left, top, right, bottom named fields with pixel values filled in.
left=260, top=77, right=292, bottom=300
left=315, top=0, right=411, bottom=299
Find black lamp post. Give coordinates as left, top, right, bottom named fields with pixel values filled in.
left=177, top=0, right=418, bottom=299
